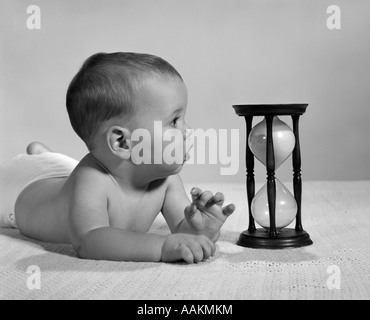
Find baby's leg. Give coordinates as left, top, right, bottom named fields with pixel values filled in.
left=26, top=142, right=53, bottom=155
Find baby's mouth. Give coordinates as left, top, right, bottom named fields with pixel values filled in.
left=182, top=139, right=193, bottom=163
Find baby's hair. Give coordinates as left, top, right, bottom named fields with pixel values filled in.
left=66, top=52, right=183, bottom=150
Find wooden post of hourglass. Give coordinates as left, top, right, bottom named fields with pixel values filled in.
left=292, top=115, right=303, bottom=231
left=266, top=115, right=278, bottom=238
left=245, top=116, right=256, bottom=232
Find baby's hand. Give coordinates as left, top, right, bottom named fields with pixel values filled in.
left=161, top=233, right=216, bottom=264
left=184, top=188, right=235, bottom=241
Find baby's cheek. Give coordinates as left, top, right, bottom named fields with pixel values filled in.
left=162, top=128, right=186, bottom=164
left=163, top=129, right=185, bottom=149
left=150, top=130, right=162, bottom=163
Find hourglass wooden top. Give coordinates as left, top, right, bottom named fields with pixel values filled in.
left=232, top=104, right=308, bottom=116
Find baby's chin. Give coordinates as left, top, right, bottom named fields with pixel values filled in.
left=148, top=162, right=185, bottom=179
left=163, top=162, right=184, bottom=174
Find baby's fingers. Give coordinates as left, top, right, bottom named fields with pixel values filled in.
left=222, top=203, right=236, bottom=217
left=184, top=203, right=197, bottom=220
left=179, top=244, right=194, bottom=264
left=212, top=192, right=224, bottom=206
left=197, top=236, right=216, bottom=259
left=197, top=191, right=214, bottom=208
left=190, top=187, right=203, bottom=202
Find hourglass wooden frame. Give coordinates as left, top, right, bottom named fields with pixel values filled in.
left=232, top=104, right=313, bottom=249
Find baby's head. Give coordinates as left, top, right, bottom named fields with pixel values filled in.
left=66, top=52, right=190, bottom=176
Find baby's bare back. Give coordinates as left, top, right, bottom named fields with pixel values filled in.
left=15, top=156, right=168, bottom=245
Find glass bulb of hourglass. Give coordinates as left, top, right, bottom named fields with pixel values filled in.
left=248, top=116, right=295, bottom=169
left=251, top=179, right=297, bottom=231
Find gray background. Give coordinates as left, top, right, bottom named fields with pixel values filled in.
left=1, top=0, right=369, bottom=184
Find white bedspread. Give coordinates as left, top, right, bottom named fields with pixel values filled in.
left=1, top=181, right=370, bottom=300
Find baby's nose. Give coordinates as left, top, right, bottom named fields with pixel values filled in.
left=183, top=127, right=194, bottom=153
left=183, top=128, right=191, bottom=141
left=185, top=122, right=192, bottom=130
left=183, top=122, right=192, bottom=139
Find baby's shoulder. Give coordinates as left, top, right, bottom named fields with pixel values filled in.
left=66, top=156, right=111, bottom=192
left=164, top=173, right=184, bottom=190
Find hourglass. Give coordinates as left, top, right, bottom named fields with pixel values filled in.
left=232, top=104, right=313, bottom=249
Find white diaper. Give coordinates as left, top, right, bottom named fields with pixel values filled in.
left=0, top=152, right=78, bottom=228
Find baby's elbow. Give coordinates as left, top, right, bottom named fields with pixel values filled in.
left=75, top=246, right=90, bottom=260
left=71, top=239, right=85, bottom=259
left=74, top=239, right=94, bottom=260
left=71, top=230, right=102, bottom=260
left=70, top=233, right=89, bottom=259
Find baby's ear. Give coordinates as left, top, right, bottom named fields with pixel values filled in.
left=107, top=126, right=132, bottom=159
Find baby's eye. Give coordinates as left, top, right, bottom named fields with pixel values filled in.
left=171, top=116, right=180, bottom=127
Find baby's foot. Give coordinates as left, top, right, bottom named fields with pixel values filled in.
left=26, top=142, right=52, bottom=155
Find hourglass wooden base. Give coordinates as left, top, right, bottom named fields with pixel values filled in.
left=237, top=228, right=313, bottom=249
left=232, top=104, right=313, bottom=250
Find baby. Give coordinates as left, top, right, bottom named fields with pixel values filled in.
left=0, top=52, right=235, bottom=263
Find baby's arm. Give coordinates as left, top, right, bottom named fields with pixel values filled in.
left=68, top=170, right=214, bottom=263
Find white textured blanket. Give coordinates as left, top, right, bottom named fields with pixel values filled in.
left=1, top=181, right=370, bottom=300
